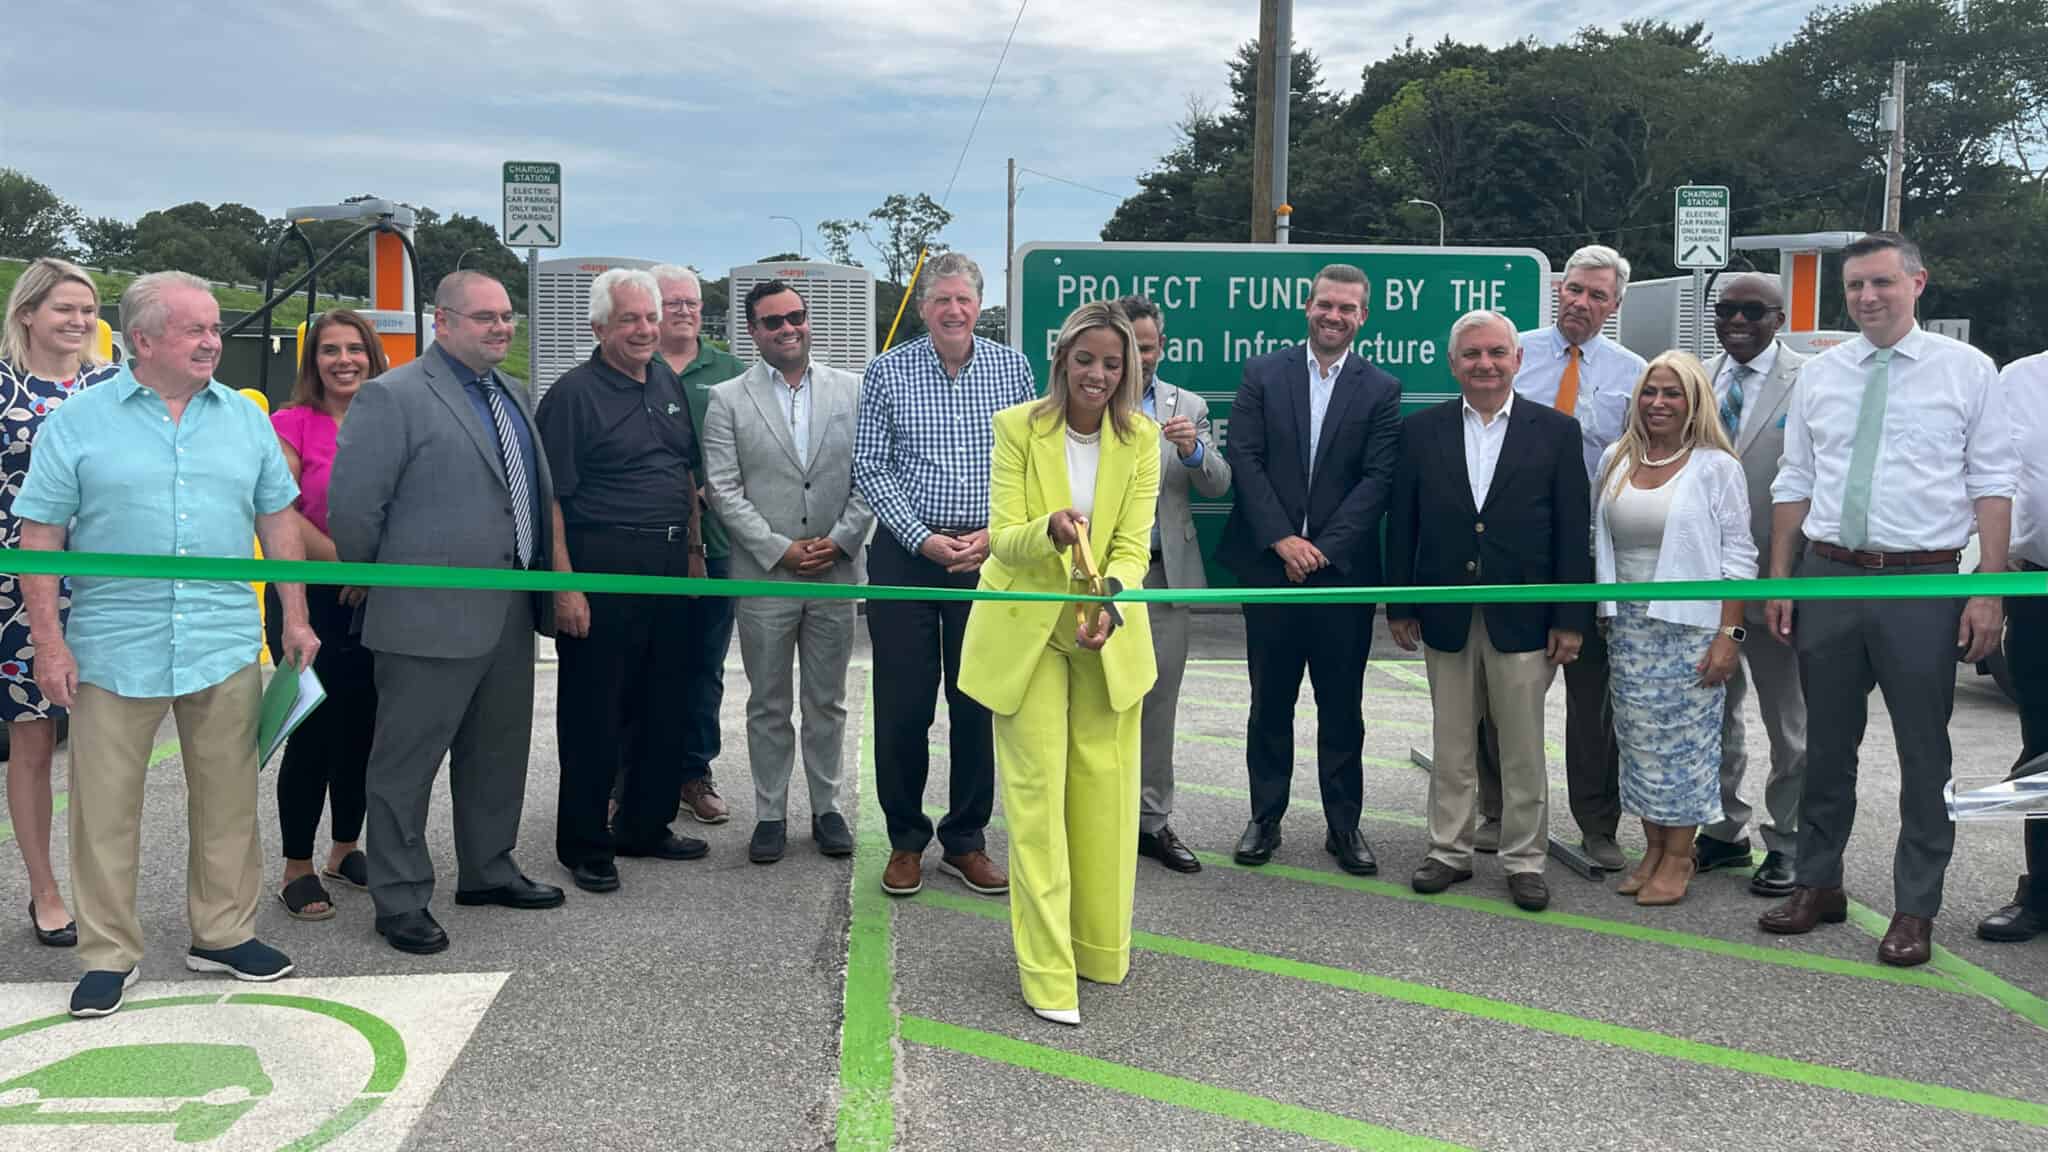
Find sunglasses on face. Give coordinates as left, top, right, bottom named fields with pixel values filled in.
left=756, top=309, right=808, bottom=332
left=1713, top=301, right=1779, bottom=322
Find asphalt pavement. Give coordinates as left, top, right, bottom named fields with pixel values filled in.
left=1, top=612, right=2043, bottom=1151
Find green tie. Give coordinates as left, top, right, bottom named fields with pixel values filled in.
left=1838, top=347, right=1893, bottom=550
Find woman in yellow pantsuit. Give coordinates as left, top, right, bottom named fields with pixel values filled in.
left=959, top=300, right=1160, bottom=1027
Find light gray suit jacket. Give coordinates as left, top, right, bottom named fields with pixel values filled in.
left=1708, top=341, right=1806, bottom=574
left=328, top=350, right=559, bottom=659
left=702, top=360, right=874, bottom=585
left=1149, top=378, right=1232, bottom=589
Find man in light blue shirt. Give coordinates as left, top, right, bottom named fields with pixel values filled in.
left=17, top=272, right=316, bottom=1018
left=1497, top=245, right=1646, bottom=871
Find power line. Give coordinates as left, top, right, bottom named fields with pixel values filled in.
left=940, top=0, right=1031, bottom=210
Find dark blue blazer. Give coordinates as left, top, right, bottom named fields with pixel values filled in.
left=1385, top=397, right=1593, bottom=653
left=1217, top=347, right=1402, bottom=588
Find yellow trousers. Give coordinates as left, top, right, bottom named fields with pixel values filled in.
left=993, top=629, right=1140, bottom=1012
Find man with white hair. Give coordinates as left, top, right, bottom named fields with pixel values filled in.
left=536, top=268, right=710, bottom=894
left=1501, top=243, right=1647, bottom=872
left=18, top=271, right=315, bottom=1014
left=651, top=264, right=743, bottom=825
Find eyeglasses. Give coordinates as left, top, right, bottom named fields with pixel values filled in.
left=1713, top=300, right=1779, bottom=322
left=755, top=309, right=808, bottom=332
left=455, top=310, right=517, bottom=327
left=662, top=298, right=703, bottom=314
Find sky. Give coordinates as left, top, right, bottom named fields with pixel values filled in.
left=3, top=0, right=1823, bottom=305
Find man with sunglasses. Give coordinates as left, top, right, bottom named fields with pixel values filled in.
left=652, top=264, right=743, bottom=827
left=703, top=281, right=873, bottom=864
left=1695, top=274, right=1809, bottom=897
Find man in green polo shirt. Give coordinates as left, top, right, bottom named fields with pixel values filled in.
left=653, top=264, right=743, bottom=824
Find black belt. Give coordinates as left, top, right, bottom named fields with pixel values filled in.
left=585, top=523, right=691, bottom=542
left=927, top=526, right=985, bottom=537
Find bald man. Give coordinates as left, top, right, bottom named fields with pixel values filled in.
left=1694, top=273, right=1809, bottom=897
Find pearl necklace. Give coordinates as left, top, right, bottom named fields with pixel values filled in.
left=1066, top=424, right=1101, bottom=445
left=1641, top=442, right=1691, bottom=468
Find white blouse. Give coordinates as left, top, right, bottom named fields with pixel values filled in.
left=1065, top=427, right=1100, bottom=522
left=1593, top=445, right=1758, bottom=629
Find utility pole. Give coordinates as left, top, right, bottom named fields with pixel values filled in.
left=1250, top=0, right=1278, bottom=243
left=1883, top=59, right=1906, bottom=232
left=1005, top=157, right=1016, bottom=327
left=1272, top=0, right=1292, bottom=244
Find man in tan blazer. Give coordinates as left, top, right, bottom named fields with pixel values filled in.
left=1696, top=272, right=1809, bottom=896
left=1117, top=297, right=1232, bottom=873
left=702, top=281, right=874, bottom=864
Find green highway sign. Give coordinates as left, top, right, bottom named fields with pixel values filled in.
left=1674, top=186, right=1730, bottom=269
left=502, top=161, right=562, bottom=249
left=1010, top=242, right=1553, bottom=584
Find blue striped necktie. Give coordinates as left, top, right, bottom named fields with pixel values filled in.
left=481, top=379, right=536, bottom=566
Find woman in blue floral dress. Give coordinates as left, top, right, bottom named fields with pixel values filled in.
left=2, top=258, right=120, bottom=947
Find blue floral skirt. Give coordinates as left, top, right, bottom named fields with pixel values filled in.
left=1609, top=602, right=1725, bottom=827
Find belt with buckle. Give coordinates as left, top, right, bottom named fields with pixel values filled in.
left=598, top=524, right=691, bottom=542
left=1809, top=540, right=1962, bottom=569
left=927, top=526, right=985, bottom=538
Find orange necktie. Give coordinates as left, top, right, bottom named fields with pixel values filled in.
left=1555, top=344, right=1582, bottom=416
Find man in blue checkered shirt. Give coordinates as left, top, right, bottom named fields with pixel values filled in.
left=853, top=252, right=1035, bottom=900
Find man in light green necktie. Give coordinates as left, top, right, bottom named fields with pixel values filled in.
left=1759, top=232, right=2018, bottom=971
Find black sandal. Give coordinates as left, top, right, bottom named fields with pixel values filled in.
left=279, top=874, right=336, bottom=921
left=323, top=850, right=369, bottom=891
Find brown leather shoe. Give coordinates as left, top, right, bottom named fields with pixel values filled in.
left=1758, top=886, right=1848, bottom=935
left=940, top=850, right=1009, bottom=895
left=881, top=851, right=923, bottom=897
left=679, top=778, right=729, bottom=824
left=1878, top=913, right=1934, bottom=967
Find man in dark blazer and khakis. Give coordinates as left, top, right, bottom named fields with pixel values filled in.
left=1217, top=263, right=1403, bottom=876
left=330, top=270, right=568, bottom=956
left=1387, top=310, right=1592, bottom=913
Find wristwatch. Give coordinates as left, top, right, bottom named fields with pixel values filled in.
left=1720, top=625, right=1747, bottom=643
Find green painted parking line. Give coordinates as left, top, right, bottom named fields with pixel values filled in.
left=1175, top=698, right=1567, bottom=760
left=912, top=890, right=2048, bottom=1129
left=1841, top=902, right=2048, bottom=1032
left=902, top=1015, right=1473, bottom=1151
left=0, top=739, right=177, bottom=846
left=1376, top=662, right=1431, bottom=690
left=837, top=674, right=896, bottom=1151
left=1177, top=782, right=1430, bottom=830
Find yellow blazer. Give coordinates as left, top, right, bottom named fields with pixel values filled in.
left=958, top=401, right=1161, bottom=716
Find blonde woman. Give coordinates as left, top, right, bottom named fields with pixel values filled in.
left=1592, top=351, right=1757, bottom=906
left=958, top=300, right=1159, bottom=1026
left=0, top=258, right=119, bottom=947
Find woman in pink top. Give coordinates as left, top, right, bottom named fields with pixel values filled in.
left=267, top=310, right=388, bottom=920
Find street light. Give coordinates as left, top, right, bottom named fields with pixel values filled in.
left=768, top=215, right=805, bottom=259
left=455, top=246, right=485, bottom=270
left=1406, top=199, right=1446, bottom=247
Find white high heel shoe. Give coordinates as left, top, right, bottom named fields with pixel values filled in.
left=1032, top=1006, right=1080, bottom=1026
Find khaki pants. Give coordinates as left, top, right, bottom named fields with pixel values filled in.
left=70, top=664, right=263, bottom=972
left=1423, top=615, right=1555, bottom=874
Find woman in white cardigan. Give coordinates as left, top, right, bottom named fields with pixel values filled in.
left=1593, top=350, right=1758, bottom=906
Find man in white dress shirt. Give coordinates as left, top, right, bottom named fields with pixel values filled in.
left=1974, top=346, right=2048, bottom=944
left=1500, top=245, right=1647, bottom=871
left=1695, top=274, right=1810, bottom=897
left=1759, top=231, right=2017, bottom=967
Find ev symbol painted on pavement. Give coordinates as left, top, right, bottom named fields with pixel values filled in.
left=0, top=974, right=506, bottom=1151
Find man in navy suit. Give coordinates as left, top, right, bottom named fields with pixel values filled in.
left=1218, top=263, right=1403, bottom=875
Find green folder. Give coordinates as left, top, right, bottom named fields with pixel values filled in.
left=258, top=663, right=326, bottom=767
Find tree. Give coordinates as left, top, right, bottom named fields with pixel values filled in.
left=0, top=169, right=81, bottom=259
left=817, top=219, right=862, bottom=267
left=415, top=211, right=525, bottom=302
left=821, top=193, right=953, bottom=284
left=75, top=217, right=137, bottom=268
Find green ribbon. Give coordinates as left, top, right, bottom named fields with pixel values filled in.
left=2, top=549, right=2041, bottom=606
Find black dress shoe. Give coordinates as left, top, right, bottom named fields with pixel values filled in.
left=1233, top=820, right=1281, bottom=866
left=456, top=873, right=568, bottom=908
left=30, top=901, right=76, bottom=948
left=569, top=862, right=620, bottom=893
left=1694, top=835, right=1752, bottom=873
left=1139, top=824, right=1202, bottom=873
left=1748, top=850, right=1797, bottom=897
left=1324, top=829, right=1378, bottom=876
left=750, top=820, right=788, bottom=864
left=812, top=813, right=854, bottom=857
left=615, top=833, right=709, bottom=861
left=375, top=909, right=449, bottom=955
left=1978, top=877, right=2045, bottom=943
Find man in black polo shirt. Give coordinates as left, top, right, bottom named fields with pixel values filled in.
left=536, top=267, right=711, bottom=894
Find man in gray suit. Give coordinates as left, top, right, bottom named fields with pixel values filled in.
left=1694, top=273, right=1809, bottom=897
left=1117, top=296, right=1231, bottom=873
left=703, top=281, right=874, bottom=864
left=330, top=270, right=568, bottom=956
